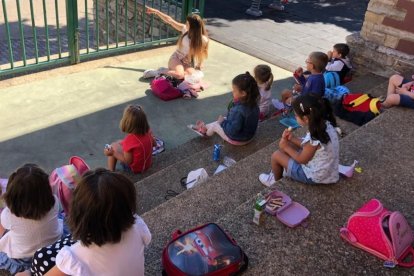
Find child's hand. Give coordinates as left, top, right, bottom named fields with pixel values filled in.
left=282, top=128, right=293, bottom=140
left=104, top=147, right=114, bottom=156
left=293, top=83, right=302, bottom=92
left=327, top=50, right=333, bottom=59
left=295, top=67, right=303, bottom=76
left=396, top=86, right=409, bottom=94
left=217, top=115, right=225, bottom=123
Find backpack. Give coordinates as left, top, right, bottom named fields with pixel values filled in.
left=162, top=223, right=249, bottom=276
left=324, top=85, right=350, bottom=103
left=324, top=71, right=341, bottom=89
left=334, top=93, right=381, bottom=126
left=151, top=75, right=182, bottom=101
left=49, top=156, right=90, bottom=215
left=340, top=199, right=414, bottom=268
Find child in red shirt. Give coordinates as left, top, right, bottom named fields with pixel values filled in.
left=104, top=105, right=155, bottom=174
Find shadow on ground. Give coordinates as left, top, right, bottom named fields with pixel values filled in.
left=0, top=75, right=294, bottom=177
left=205, top=0, right=369, bottom=32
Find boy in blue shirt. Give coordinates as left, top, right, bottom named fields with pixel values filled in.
left=293, top=51, right=328, bottom=97
left=276, top=52, right=328, bottom=110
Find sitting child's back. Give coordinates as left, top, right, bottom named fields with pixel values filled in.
left=0, top=164, right=62, bottom=274
left=221, top=72, right=260, bottom=141
left=54, top=169, right=151, bottom=276
left=222, top=100, right=259, bottom=141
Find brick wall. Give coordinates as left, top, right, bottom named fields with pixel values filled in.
left=347, top=0, right=414, bottom=76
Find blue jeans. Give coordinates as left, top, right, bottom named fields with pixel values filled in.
left=286, top=158, right=315, bottom=185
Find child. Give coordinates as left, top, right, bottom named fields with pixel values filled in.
left=326, top=43, right=352, bottom=84
left=104, top=105, right=155, bottom=174
left=28, top=169, right=152, bottom=276
left=272, top=88, right=294, bottom=114
left=283, top=52, right=328, bottom=106
left=259, top=94, right=339, bottom=186
left=0, top=164, right=62, bottom=274
left=381, top=74, right=414, bottom=109
left=254, top=64, right=274, bottom=120
left=143, top=7, right=209, bottom=80
left=190, top=72, right=260, bottom=145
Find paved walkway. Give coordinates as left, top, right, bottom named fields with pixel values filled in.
left=205, top=0, right=369, bottom=71
left=0, top=41, right=291, bottom=176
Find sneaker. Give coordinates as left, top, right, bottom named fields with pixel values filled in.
left=259, top=172, right=276, bottom=187
left=142, top=69, right=159, bottom=79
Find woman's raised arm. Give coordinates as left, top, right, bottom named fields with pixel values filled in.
left=146, top=7, right=185, bottom=32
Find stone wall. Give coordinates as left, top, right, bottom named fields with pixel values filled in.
left=95, top=0, right=182, bottom=45
left=347, top=0, right=414, bottom=76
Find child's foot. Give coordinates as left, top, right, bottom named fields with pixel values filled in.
left=142, top=67, right=168, bottom=79
left=187, top=121, right=207, bottom=136
left=259, top=172, right=276, bottom=187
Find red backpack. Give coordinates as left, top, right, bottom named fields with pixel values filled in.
left=334, top=93, right=381, bottom=126
left=151, top=76, right=182, bottom=101
left=162, top=223, right=248, bottom=275
left=340, top=199, right=414, bottom=268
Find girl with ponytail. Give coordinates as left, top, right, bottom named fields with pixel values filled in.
left=259, top=94, right=340, bottom=186
left=190, top=72, right=260, bottom=145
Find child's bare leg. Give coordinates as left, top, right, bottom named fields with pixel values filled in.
left=15, top=270, right=31, bottom=276
left=205, top=121, right=230, bottom=142
left=381, top=94, right=400, bottom=108
left=107, top=156, right=117, bottom=171
left=387, top=74, right=404, bottom=95
left=281, top=89, right=293, bottom=103
left=167, top=58, right=186, bottom=79
left=271, top=150, right=290, bottom=180
left=107, top=141, right=122, bottom=171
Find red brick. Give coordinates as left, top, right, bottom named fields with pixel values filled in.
left=396, top=39, right=414, bottom=55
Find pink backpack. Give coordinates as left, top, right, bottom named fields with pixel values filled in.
left=151, top=76, right=182, bottom=101
left=340, top=199, right=414, bottom=268
left=49, top=156, right=90, bottom=215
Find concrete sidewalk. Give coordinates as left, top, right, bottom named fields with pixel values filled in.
left=0, top=41, right=292, bottom=176
left=205, top=0, right=369, bottom=71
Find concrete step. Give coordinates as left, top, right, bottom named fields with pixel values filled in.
left=129, top=73, right=387, bottom=185
left=140, top=114, right=361, bottom=273
left=134, top=73, right=388, bottom=213
left=140, top=74, right=395, bottom=274
left=212, top=107, right=414, bottom=275
left=143, top=106, right=414, bottom=275
left=135, top=115, right=284, bottom=214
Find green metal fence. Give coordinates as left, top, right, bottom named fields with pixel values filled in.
left=0, top=0, right=204, bottom=78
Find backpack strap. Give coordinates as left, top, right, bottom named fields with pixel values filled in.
left=349, top=94, right=370, bottom=107
left=369, top=98, right=380, bottom=115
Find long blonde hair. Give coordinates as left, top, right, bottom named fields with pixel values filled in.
left=178, top=14, right=209, bottom=66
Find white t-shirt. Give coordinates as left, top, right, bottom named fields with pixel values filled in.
left=258, top=83, right=272, bottom=115
left=0, top=197, right=63, bottom=259
left=177, top=26, right=209, bottom=57
left=56, top=216, right=151, bottom=276
left=301, top=122, right=339, bottom=183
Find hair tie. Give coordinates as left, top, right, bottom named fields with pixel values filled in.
left=300, top=103, right=305, bottom=113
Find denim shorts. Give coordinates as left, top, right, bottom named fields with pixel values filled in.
left=399, top=94, right=414, bottom=109
left=285, top=158, right=315, bottom=185
left=116, top=162, right=133, bottom=173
